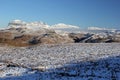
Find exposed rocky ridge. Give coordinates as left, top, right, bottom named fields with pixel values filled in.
left=68, top=32, right=120, bottom=43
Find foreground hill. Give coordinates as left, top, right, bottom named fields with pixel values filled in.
left=0, top=43, right=120, bottom=80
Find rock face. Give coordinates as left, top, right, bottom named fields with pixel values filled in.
left=68, top=33, right=94, bottom=43
left=69, top=33, right=86, bottom=43
left=88, top=33, right=120, bottom=43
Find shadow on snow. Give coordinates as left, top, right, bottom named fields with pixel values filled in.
left=0, top=55, right=120, bottom=80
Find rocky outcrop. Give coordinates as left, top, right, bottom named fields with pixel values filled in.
left=68, top=33, right=93, bottom=43
left=88, top=33, right=120, bottom=43
left=68, top=32, right=120, bottom=43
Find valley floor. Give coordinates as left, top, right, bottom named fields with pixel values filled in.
left=0, top=43, right=120, bottom=80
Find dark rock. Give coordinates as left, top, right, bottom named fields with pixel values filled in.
left=28, top=37, right=40, bottom=44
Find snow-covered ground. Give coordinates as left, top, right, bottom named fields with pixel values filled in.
left=0, top=43, right=120, bottom=80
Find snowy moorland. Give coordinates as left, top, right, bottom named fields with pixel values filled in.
left=0, top=43, right=120, bottom=80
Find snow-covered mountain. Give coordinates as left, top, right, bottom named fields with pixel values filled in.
left=88, top=27, right=106, bottom=30
left=88, top=27, right=116, bottom=31
left=7, top=20, right=119, bottom=34
left=8, top=20, right=50, bottom=30
left=50, top=23, right=80, bottom=35
left=50, top=23, right=80, bottom=29
left=8, top=20, right=26, bottom=28
left=7, top=20, right=81, bottom=36
left=8, top=20, right=80, bottom=31
left=8, top=20, right=79, bottom=28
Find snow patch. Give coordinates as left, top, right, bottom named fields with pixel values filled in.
left=51, top=23, right=80, bottom=29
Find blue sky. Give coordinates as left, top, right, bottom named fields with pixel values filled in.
left=0, top=0, right=120, bottom=29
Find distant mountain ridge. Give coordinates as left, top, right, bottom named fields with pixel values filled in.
left=0, top=20, right=120, bottom=47
left=8, top=20, right=80, bottom=30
